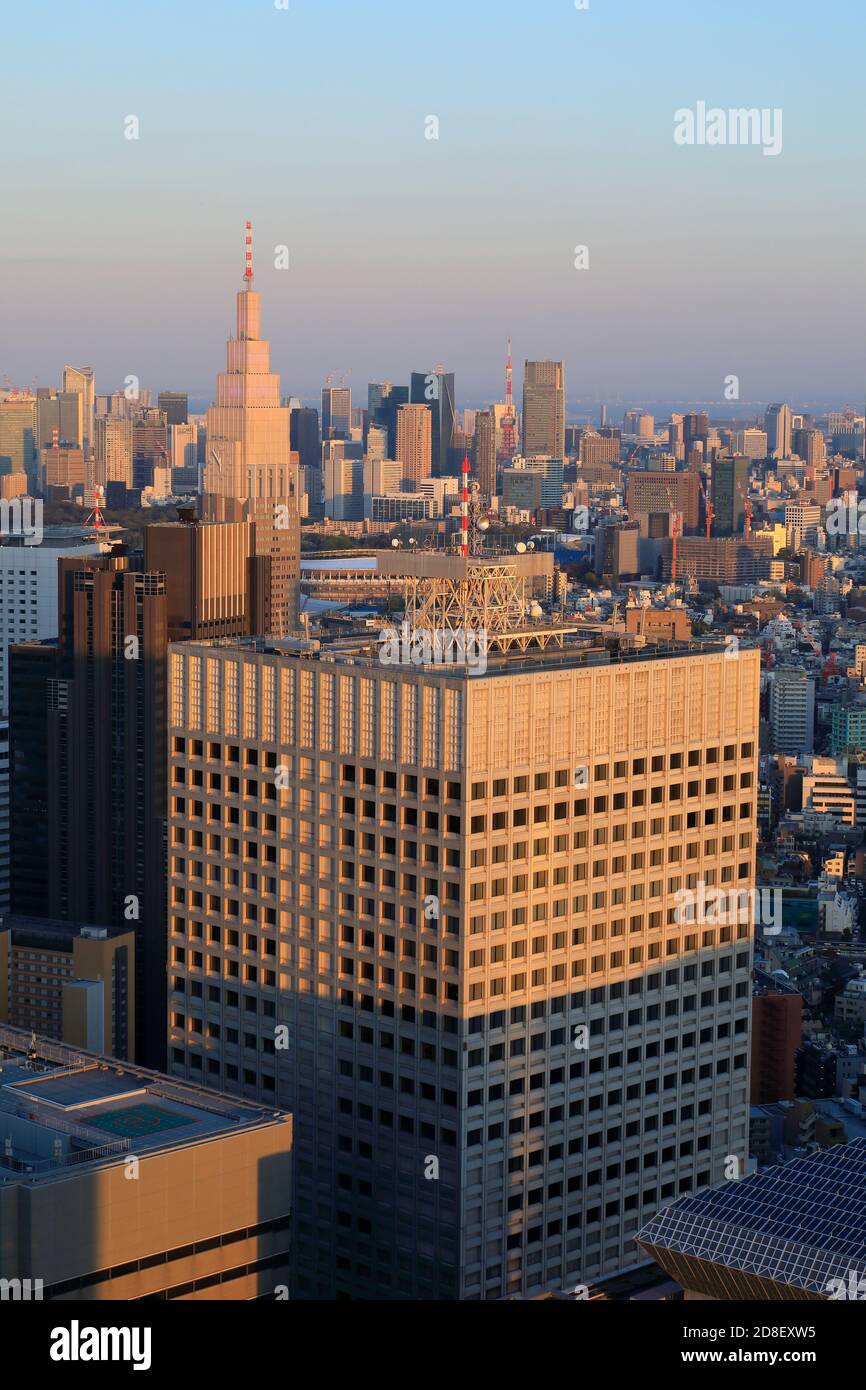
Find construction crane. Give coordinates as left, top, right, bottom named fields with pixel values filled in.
left=697, top=473, right=714, bottom=540
left=662, top=478, right=683, bottom=583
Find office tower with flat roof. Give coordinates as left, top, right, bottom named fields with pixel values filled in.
left=204, top=227, right=299, bottom=518
left=0, top=396, right=37, bottom=485
left=0, top=918, right=135, bottom=1059
left=144, top=517, right=253, bottom=642
left=711, top=454, right=750, bottom=535
left=793, top=427, right=826, bottom=468
left=397, top=402, right=433, bottom=487
left=290, top=406, right=320, bottom=470
left=626, top=470, right=701, bottom=532
left=166, top=607, right=759, bottom=1300
left=765, top=403, right=793, bottom=460
left=322, top=386, right=352, bottom=442
left=369, top=384, right=409, bottom=459
left=682, top=412, right=709, bottom=462
left=41, top=444, right=85, bottom=492
left=730, top=428, right=768, bottom=461
left=158, top=391, right=189, bottom=426
left=770, top=668, right=815, bottom=755
left=523, top=361, right=565, bottom=459
left=94, top=414, right=133, bottom=486
left=473, top=410, right=496, bottom=499
left=410, top=371, right=456, bottom=478
left=0, top=1025, right=292, bottom=1302
left=11, top=551, right=169, bottom=1066
left=63, top=366, right=95, bottom=458
left=35, top=389, right=83, bottom=453
left=132, top=406, right=168, bottom=490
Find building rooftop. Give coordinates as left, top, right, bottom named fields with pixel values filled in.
left=637, top=1138, right=866, bottom=1299
left=0, top=1026, right=287, bottom=1184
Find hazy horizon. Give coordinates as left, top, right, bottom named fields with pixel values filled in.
left=3, top=0, right=865, bottom=405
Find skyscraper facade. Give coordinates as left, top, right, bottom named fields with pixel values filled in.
left=410, top=371, right=456, bottom=478
left=765, top=404, right=793, bottom=461
left=711, top=455, right=750, bottom=536
left=523, top=362, right=565, bottom=459
left=322, top=387, right=352, bottom=442
left=0, top=396, right=37, bottom=484
left=396, top=403, right=433, bottom=487
left=63, top=366, right=95, bottom=458
left=166, top=628, right=759, bottom=1300
left=473, top=410, right=497, bottom=499
left=94, top=415, right=134, bottom=487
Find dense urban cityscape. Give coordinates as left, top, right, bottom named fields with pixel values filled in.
left=3, top=0, right=866, bottom=1369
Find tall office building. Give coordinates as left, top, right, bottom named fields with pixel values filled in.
left=166, top=608, right=759, bottom=1300
left=0, top=396, right=37, bottom=485
left=93, top=415, right=133, bottom=487
left=682, top=412, right=710, bottom=463
left=730, top=428, right=768, bottom=461
left=711, top=455, right=750, bottom=536
left=765, top=403, right=793, bottom=461
left=322, top=386, right=352, bottom=442
left=396, top=403, right=433, bottom=487
left=626, top=470, right=702, bottom=532
left=410, top=371, right=456, bottom=478
left=158, top=391, right=189, bottom=426
left=523, top=362, right=565, bottom=460
left=63, top=366, right=95, bottom=458
left=369, top=384, right=410, bottom=460
left=473, top=410, right=497, bottom=499
left=132, top=407, right=168, bottom=490
left=41, top=445, right=85, bottom=492
left=35, top=389, right=83, bottom=452
left=769, top=668, right=816, bottom=755
left=204, top=226, right=299, bottom=518
left=290, top=406, right=320, bottom=470
left=792, top=427, right=826, bottom=468
left=144, top=517, right=254, bottom=642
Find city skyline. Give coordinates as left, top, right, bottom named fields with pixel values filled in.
left=2, top=0, right=866, bottom=403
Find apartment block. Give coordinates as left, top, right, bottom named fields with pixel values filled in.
left=165, top=625, right=759, bottom=1300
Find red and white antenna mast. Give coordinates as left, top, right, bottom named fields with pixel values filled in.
left=243, top=220, right=254, bottom=287
left=460, top=455, right=471, bottom=558
left=501, top=337, right=517, bottom=460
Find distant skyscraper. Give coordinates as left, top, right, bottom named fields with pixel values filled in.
left=410, top=370, right=455, bottom=477
left=765, top=403, right=793, bottom=461
left=369, top=383, right=409, bottom=459
left=0, top=396, right=37, bottom=483
left=94, top=415, right=133, bottom=487
left=396, top=403, right=433, bottom=487
left=157, top=391, right=189, bottom=426
left=473, top=410, right=496, bottom=498
left=204, top=224, right=299, bottom=516
left=682, top=411, right=709, bottom=463
left=322, top=386, right=352, bottom=441
left=63, top=366, right=95, bottom=457
left=793, top=427, right=826, bottom=468
left=35, top=389, right=83, bottom=452
left=711, top=454, right=750, bottom=535
left=523, top=361, right=565, bottom=459
left=730, top=428, right=768, bottom=461
left=290, top=406, right=320, bottom=470
left=132, top=407, right=168, bottom=490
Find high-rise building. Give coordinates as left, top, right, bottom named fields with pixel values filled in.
left=473, top=410, right=496, bottom=499
left=0, top=529, right=103, bottom=715
left=711, top=455, right=750, bottom=535
left=204, top=226, right=299, bottom=519
left=322, top=386, right=352, bottom=442
left=410, top=371, right=456, bottom=478
left=0, top=918, right=135, bottom=1059
left=765, top=403, right=793, bottom=460
left=730, top=429, right=768, bottom=461
left=144, top=517, right=254, bottom=642
left=0, top=396, right=37, bottom=484
left=792, top=427, right=826, bottom=468
left=626, top=470, right=702, bottom=532
left=158, top=391, right=189, bottom=426
left=769, top=668, right=816, bottom=755
left=290, top=406, right=320, bottom=470
left=369, top=384, right=409, bottom=460
left=396, top=403, right=433, bottom=487
left=523, top=362, right=565, bottom=459
left=63, top=366, right=96, bottom=458
left=35, top=389, right=83, bottom=452
left=10, top=550, right=168, bottom=1065
left=0, top=1025, right=293, bottom=1302
left=94, top=414, right=133, bottom=487
left=166, top=618, right=759, bottom=1300
left=41, top=444, right=86, bottom=492
left=132, top=407, right=168, bottom=490
left=682, top=412, right=709, bottom=463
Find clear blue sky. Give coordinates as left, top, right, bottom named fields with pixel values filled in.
left=1, top=0, right=864, bottom=412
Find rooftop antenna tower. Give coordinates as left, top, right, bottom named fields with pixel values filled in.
left=501, top=338, right=517, bottom=460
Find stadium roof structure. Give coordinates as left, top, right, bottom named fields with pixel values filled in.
left=636, top=1139, right=866, bottom=1301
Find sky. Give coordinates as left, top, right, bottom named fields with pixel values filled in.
left=1, top=0, right=865, bottom=414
